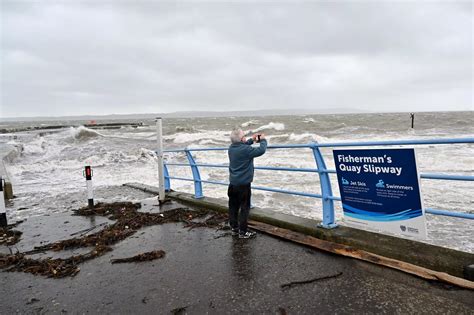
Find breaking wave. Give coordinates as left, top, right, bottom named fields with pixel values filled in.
left=288, top=133, right=316, bottom=142
left=175, top=126, right=195, bottom=132
left=69, top=126, right=103, bottom=141
left=251, top=122, right=285, bottom=133
left=199, top=139, right=222, bottom=145
left=22, top=137, right=47, bottom=155
left=241, top=120, right=259, bottom=127
left=166, top=130, right=226, bottom=144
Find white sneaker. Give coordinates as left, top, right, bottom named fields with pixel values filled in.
left=239, top=231, right=256, bottom=239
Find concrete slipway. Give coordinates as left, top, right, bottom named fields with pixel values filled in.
left=0, top=185, right=472, bottom=314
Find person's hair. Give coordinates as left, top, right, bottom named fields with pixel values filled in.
left=230, top=128, right=244, bottom=143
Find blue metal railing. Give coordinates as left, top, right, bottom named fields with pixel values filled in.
left=159, top=137, right=474, bottom=228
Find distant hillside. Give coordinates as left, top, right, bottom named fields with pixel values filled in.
left=1, top=108, right=367, bottom=121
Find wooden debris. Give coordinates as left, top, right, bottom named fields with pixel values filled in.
left=183, top=213, right=228, bottom=230
left=0, top=227, right=22, bottom=246
left=248, top=220, right=474, bottom=290
left=111, top=250, right=166, bottom=264
left=1, top=244, right=111, bottom=278
left=280, top=272, right=343, bottom=290
left=171, top=306, right=188, bottom=315
left=0, top=202, right=210, bottom=278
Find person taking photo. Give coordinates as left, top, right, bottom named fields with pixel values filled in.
left=227, top=128, right=267, bottom=239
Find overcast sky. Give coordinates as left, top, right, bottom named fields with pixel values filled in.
left=1, top=1, right=472, bottom=117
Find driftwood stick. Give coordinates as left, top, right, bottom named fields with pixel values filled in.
left=70, top=223, right=108, bottom=237
left=248, top=220, right=474, bottom=290
left=110, top=250, right=165, bottom=264
left=281, top=272, right=343, bottom=289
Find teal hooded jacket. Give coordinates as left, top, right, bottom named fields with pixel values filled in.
left=228, top=138, right=267, bottom=186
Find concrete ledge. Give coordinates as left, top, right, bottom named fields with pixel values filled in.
left=124, top=183, right=474, bottom=279
left=0, top=144, right=18, bottom=199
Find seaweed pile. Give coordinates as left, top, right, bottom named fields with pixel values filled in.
left=184, top=213, right=228, bottom=230
left=0, top=221, right=24, bottom=246
left=111, top=250, right=166, bottom=264
left=0, top=228, right=22, bottom=246
left=0, top=202, right=227, bottom=278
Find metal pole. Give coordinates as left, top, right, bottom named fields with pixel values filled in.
left=311, top=144, right=337, bottom=229
left=163, top=164, right=171, bottom=192
left=85, top=166, right=94, bottom=208
left=156, top=117, right=166, bottom=202
left=0, top=177, right=7, bottom=227
left=185, top=149, right=204, bottom=199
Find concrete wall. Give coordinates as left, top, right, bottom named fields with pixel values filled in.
left=124, top=183, right=474, bottom=279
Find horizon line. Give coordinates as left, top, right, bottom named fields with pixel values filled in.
left=1, top=108, right=472, bottom=121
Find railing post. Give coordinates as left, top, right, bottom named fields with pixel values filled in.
left=311, top=142, right=338, bottom=229
left=163, top=164, right=171, bottom=192
left=185, top=149, right=204, bottom=199
left=156, top=117, right=166, bottom=202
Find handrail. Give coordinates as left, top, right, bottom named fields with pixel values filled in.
left=163, top=137, right=474, bottom=152
left=165, top=163, right=474, bottom=180
left=166, top=162, right=320, bottom=173
left=160, top=137, right=474, bottom=227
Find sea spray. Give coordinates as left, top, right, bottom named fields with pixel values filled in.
left=241, top=120, right=259, bottom=127
left=252, top=122, right=285, bottom=133
left=69, top=126, right=103, bottom=141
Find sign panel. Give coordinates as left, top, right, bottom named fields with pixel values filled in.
left=333, top=148, right=426, bottom=238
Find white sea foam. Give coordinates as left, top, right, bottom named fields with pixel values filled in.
left=22, top=137, right=47, bottom=155
left=106, top=131, right=156, bottom=140
left=175, top=126, right=195, bottom=132
left=241, top=120, right=259, bottom=127
left=265, top=134, right=289, bottom=142
left=139, top=148, right=157, bottom=160
left=199, top=139, right=221, bottom=145
left=288, top=133, right=315, bottom=142
left=264, top=133, right=329, bottom=143
left=68, top=126, right=103, bottom=141
left=167, top=130, right=227, bottom=144
left=252, top=122, right=285, bottom=133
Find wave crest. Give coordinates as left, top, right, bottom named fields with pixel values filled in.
left=70, top=126, right=102, bottom=141
left=251, top=122, right=285, bottom=133
left=175, top=126, right=195, bottom=133
left=241, top=120, right=259, bottom=127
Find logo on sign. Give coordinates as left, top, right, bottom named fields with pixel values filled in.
left=376, top=179, right=385, bottom=188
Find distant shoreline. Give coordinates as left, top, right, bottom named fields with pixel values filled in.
left=1, top=109, right=472, bottom=122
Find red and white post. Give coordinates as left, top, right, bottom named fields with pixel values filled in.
left=85, top=166, right=94, bottom=208
left=0, top=177, right=7, bottom=227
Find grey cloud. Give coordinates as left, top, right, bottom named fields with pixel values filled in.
left=0, top=1, right=472, bottom=117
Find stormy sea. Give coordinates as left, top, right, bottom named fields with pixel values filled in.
left=1, top=111, right=473, bottom=252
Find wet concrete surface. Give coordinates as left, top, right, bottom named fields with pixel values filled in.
left=1, top=199, right=473, bottom=314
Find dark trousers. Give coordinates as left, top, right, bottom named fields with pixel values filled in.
left=227, top=184, right=251, bottom=233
